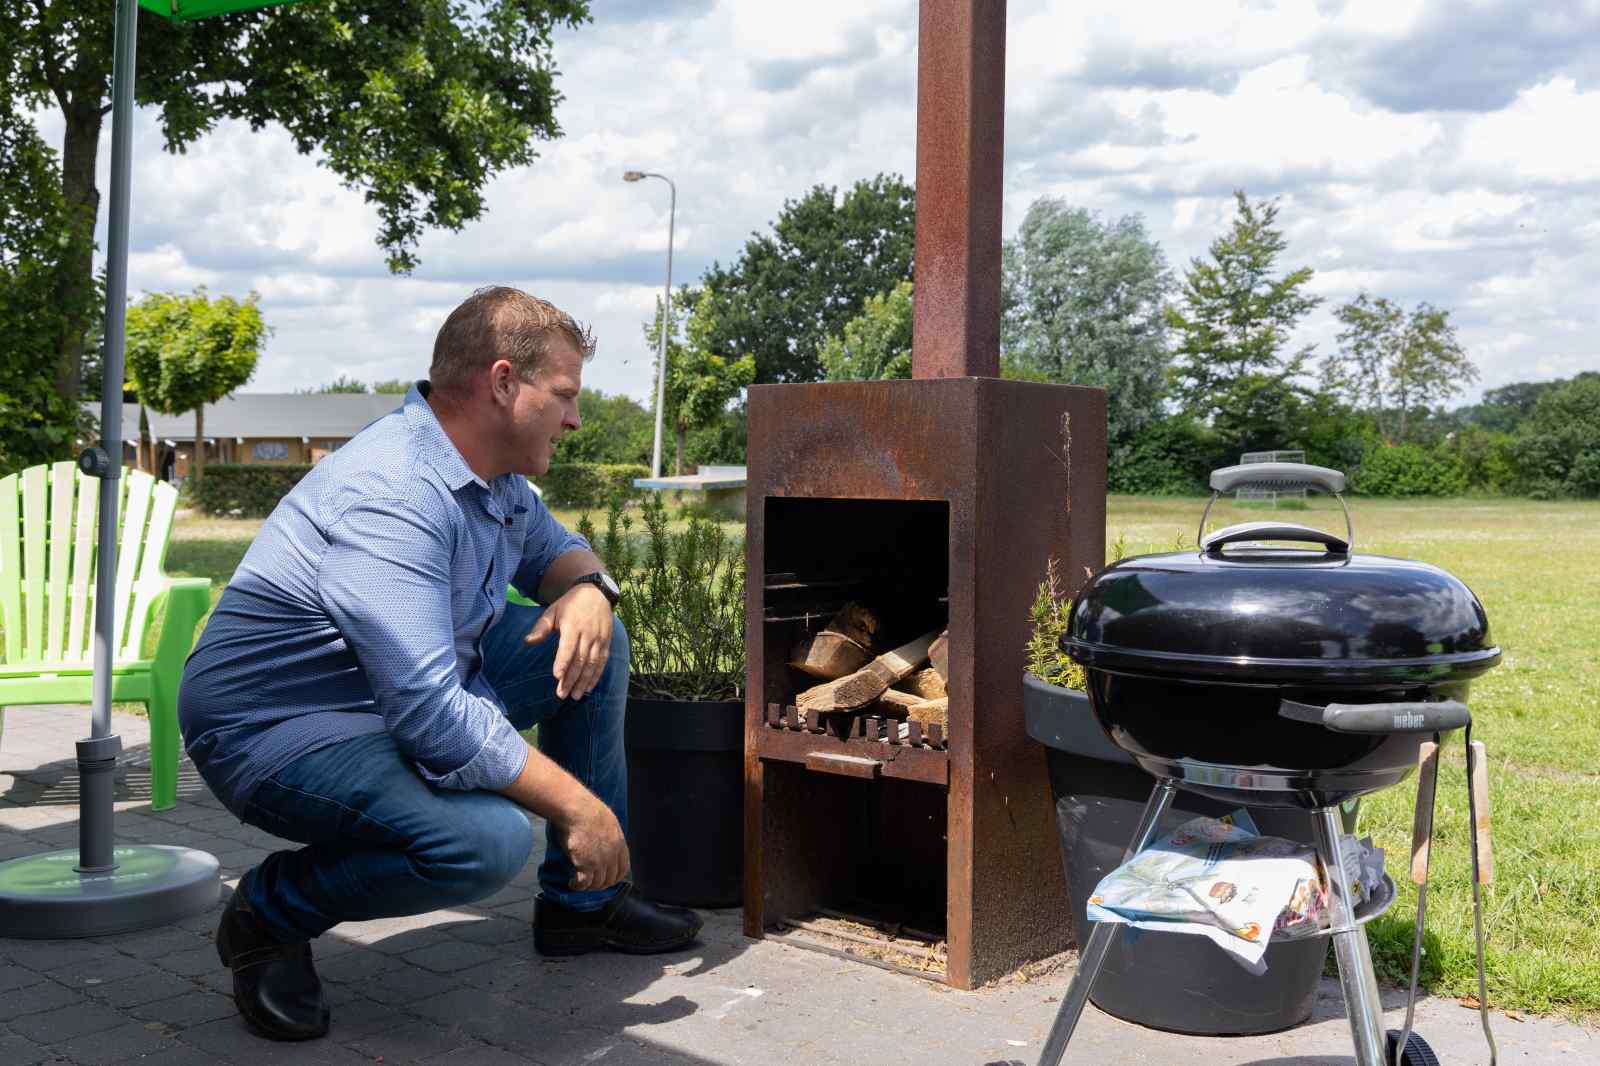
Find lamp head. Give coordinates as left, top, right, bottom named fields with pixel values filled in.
left=622, top=170, right=646, bottom=182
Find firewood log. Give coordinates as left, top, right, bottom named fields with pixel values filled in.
left=795, top=630, right=940, bottom=714
left=907, top=696, right=948, bottom=728
left=897, top=667, right=946, bottom=700
left=928, top=630, right=949, bottom=683
left=871, top=689, right=922, bottom=717
left=787, top=602, right=882, bottom=680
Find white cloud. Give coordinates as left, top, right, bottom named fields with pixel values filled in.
left=30, top=0, right=1593, bottom=407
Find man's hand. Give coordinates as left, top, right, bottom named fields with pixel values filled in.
left=523, top=583, right=614, bottom=700
left=551, top=793, right=630, bottom=893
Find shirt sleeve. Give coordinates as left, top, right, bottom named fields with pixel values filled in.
left=317, top=497, right=529, bottom=792
left=511, top=484, right=592, bottom=602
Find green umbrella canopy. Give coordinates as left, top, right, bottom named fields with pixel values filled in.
left=136, top=0, right=304, bottom=20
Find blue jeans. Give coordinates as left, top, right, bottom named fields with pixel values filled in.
left=235, top=604, right=629, bottom=941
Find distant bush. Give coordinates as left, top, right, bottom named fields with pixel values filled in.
left=535, top=463, right=648, bottom=510
left=1350, top=442, right=1466, bottom=497
left=1510, top=377, right=1600, bottom=499
left=192, top=464, right=312, bottom=517
left=1108, top=417, right=1218, bottom=495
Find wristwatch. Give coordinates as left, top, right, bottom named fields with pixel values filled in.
left=570, top=571, right=621, bottom=608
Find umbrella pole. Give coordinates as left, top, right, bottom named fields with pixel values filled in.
left=75, top=0, right=143, bottom=876
left=0, top=0, right=218, bottom=940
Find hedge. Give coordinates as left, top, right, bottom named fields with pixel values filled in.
left=534, top=463, right=648, bottom=509
left=192, top=464, right=313, bottom=517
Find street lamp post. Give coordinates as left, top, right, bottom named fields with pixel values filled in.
left=623, top=170, right=676, bottom=479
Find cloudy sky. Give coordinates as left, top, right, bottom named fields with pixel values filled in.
left=50, top=0, right=1600, bottom=404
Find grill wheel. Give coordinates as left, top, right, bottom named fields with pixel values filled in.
left=1386, top=1029, right=1442, bottom=1065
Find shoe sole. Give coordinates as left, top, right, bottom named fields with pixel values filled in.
left=535, top=926, right=703, bottom=957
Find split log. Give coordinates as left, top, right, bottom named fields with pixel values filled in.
left=907, top=697, right=948, bottom=728
left=869, top=689, right=922, bottom=718
left=928, top=630, right=949, bottom=683
left=787, top=602, right=882, bottom=680
left=796, top=630, right=941, bottom=714
left=897, top=667, right=946, bottom=701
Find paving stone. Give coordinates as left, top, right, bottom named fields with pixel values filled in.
left=404, top=940, right=505, bottom=974
left=50, top=951, right=158, bottom=985
left=367, top=926, right=458, bottom=957
left=50, top=1019, right=183, bottom=1065
left=156, top=944, right=223, bottom=977
left=0, top=1030, right=50, bottom=1066
left=0, top=965, right=44, bottom=993
left=320, top=947, right=403, bottom=984
left=7, top=999, right=128, bottom=1044
left=0, top=979, right=83, bottom=1021
left=84, top=970, right=200, bottom=1008
left=177, top=1017, right=373, bottom=1064
left=446, top=916, right=529, bottom=948
left=99, top=925, right=211, bottom=961
left=360, top=963, right=467, bottom=1006
left=128, top=991, right=237, bottom=1030
left=421, top=1042, right=537, bottom=1066
left=5, top=937, right=118, bottom=973
left=348, top=1018, right=471, bottom=1063
left=317, top=993, right=408, bottom=1040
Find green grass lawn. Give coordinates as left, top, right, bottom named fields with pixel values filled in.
left=155, top=496, right=1600, bottom=1016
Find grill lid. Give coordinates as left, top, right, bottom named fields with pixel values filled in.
left=1064, top=530, right=1499, bottom=685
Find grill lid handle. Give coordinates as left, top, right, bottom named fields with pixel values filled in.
left=1279, top=699, right=1472, bottom=735
left=1210, top=462, right=1346, bottom=495
left=1202, top=521, right=1350, bottom=555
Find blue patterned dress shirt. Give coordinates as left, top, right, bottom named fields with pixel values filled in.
left=178, top=383, right=589, bottom=811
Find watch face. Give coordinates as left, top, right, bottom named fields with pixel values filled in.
left=600, top=573, right=620, bottom=598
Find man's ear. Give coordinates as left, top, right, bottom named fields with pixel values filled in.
left=487, top=359, right=518, bottom=407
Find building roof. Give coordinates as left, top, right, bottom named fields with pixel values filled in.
left=86, top=391, right=409, bottom=443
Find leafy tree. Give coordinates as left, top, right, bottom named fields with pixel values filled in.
left=0, top=53, right=97, bottom=473
left=1001, top=199, right=1174, bottom=443
left=315, top=374, right=369, bottom=393
left=4, top=0, right=592, bottom=408
left=819, top=280, right=913, bottom=381
left=553, top=388, right=652, bottom=466
left=1512, top=376, right=1600, bottom=498
left=370, top=377, right=414, bottom=394
left=646, top=291, right=755, bottom=474
left=1451, top=371, right=1600, bottom=434
left=1322, top=293, right=1477, bottom=443
left=125, top=288, right=266, bottom=486
left=1166, top=191, right=1321, bottom=437
left=683, top=174, right=915, bottom=384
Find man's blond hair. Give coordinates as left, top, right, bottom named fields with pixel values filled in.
left=430, top=287, right=595, bottom=396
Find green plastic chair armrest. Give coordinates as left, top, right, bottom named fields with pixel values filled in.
left=150, top=577, right=213, bottom=672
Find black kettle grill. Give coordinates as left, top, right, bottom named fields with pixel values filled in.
left=1038, top=463, right=1500, bottom=1066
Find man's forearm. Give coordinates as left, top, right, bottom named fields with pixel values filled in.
left=536, top=548, right=606, bottom=605
left=498, top=742, right=595, bottom=824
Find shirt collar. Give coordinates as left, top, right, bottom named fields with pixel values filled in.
left=405, top=381, right=487, bottom=492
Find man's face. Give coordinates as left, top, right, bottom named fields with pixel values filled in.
left=505, top=341, right=583, bottom=477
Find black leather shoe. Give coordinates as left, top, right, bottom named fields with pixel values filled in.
left=534, top=883, right=703, bottom=956
left=215, top=889, right=330, bottom=1041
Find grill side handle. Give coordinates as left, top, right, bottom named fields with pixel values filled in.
left=1279, top=699, right=1472, bottom=735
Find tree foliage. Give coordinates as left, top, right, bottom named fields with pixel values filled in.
left=1001, top=199, right=1174, bottom=443
left=4, top=0, right=592, bottom=405
left=1511, top=376, right=1600, bottom=498
left=683, top=174, right=915, bottom=385
left=1166, top=191, right=1321, bottom=433
left=553, top=388, right=652, bottom=466
left=819, top=280, right=913, bottom=382
left=651, top=291, right=756, bottom=474
left=1323, top=293, right=1477, bottom=442
left=125, top=288, right=266, bottom=485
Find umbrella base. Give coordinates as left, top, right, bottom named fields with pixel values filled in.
left=0, top=845, right=219, bottom=939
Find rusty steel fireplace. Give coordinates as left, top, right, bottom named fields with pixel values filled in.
left=739, top=0, right=1107, bottom=988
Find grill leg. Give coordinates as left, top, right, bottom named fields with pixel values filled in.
left=1311, top=805, right=1387, bottom=1066
left=1036, top=779, right=1177, bottom=1066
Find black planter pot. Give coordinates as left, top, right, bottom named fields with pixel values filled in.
left=623, top=693, right=744, bottom=908
left=1024, top=671, right=1332, bottom=1036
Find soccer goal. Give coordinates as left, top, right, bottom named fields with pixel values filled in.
left=1237, top=449, right=1307, bottom=507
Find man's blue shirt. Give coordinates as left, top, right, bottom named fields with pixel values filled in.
left=178, top=383, right=588, bottom=811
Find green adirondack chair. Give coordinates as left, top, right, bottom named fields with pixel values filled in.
left=1, top=462, right=211, bottom=811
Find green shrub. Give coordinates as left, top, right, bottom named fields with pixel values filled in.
left=1442, top=425, right=1518, bottom=494
left=1026, top=556, right=1086, bottom=691
left=1108, top=417, right=1218, bottom=495
left=1510, top=377, right=1600, bottom=499
left=1351, top=441, right=1467, bottom=497
left=534, top=463, right=648, bottom=509
left=579, top=493, right=744, bottom=702
left=191, top=464, right=312, bottom=517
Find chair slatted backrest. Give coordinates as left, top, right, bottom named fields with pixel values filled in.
left=0, top=463, right=179, bottom=666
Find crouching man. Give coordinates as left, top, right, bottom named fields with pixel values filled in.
left=178, top=287, right=700, bottom=1042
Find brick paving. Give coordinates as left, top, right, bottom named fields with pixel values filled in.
left=1, top=705, right=1593, bottom=1065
